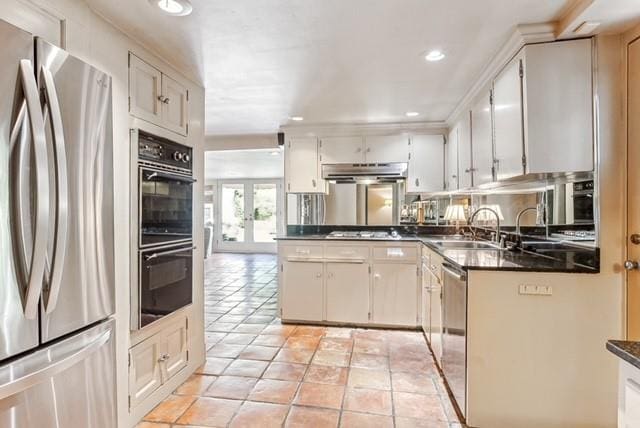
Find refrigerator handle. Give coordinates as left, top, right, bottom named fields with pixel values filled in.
left=10, top=60, right=49, bottom=319
left=39, top=66, right=69, bottom=314
left=0, top=326, right=112, bottom=400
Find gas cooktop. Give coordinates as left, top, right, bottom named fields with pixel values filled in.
left=326, top=230, right=401, bottom=240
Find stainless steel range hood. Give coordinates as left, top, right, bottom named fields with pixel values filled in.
left=322, top=163, right=408, bottom=183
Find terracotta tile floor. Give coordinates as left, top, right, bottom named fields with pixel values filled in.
left=141, top=253, right=464, bottom=428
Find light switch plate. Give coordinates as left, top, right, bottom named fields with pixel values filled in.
left=519, top=284, right=552, bottom=296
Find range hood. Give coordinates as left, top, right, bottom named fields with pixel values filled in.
left=322, top=163, right=408, bottom=183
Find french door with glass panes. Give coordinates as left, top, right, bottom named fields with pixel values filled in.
left=216, top=179, right=282, bottom=253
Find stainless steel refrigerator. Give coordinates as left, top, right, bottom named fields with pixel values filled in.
left=0, top=19, right=116, bottom=427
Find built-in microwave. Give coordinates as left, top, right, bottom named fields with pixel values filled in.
left=572, top=180, right=594, bottom=224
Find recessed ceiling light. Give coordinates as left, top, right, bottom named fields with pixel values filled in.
left=405, top=111, right=420, bottom=117
left=425, top=50, right=445, bottom=62
left=149, top=0, right=193, bottom=16
left=290, top=116, right=304, bottom=121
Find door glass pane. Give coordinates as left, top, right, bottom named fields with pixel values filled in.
left=221, top=183, right=244, bottom=242
left=253, top=183, right=277, bottom=243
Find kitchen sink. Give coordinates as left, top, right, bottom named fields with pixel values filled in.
left=430, top=240, right=503, bottom=250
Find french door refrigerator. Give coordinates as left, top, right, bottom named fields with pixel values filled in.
left=0, top=19, right=116, bottom=428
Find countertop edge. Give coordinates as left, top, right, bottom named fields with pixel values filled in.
left=276, top=235, right=599, bottom=274
left=607, top=340, right=640, bottom=370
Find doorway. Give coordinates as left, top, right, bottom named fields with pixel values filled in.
left=216, top=179, right=283, bottom=253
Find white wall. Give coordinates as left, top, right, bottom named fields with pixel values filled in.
left=0, top=1, right=205, bottom=427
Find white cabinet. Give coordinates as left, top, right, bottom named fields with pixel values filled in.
left=281, top=260, right=324, bottom=321
left=129, top=53, right=189, bottom=136
left=286, top=137, right=322, bottom=193
left=279, top=241, right=419, bottom=327
left=407, top=135, right=444, bottom=193
left=161, top=74, right=189, bottom=135
left=456, top=113, right=473, bottom=189
left=364, top=135, right=409, bottom=163
left=129, top=54, right=162, bottom=125
left=493, top=52, right=525, bottom=181
left=521, top=39, right=593, bottom=174
left=325, top=262, right=370, bottom=324
left=493, top=39, right=594, bottom=180
left=320, top=136, right=364, bottom=164
left=129, top=316, right=188, bottom=409
left=471, top=89, right=494, bottom=186
left=371, top=263, right=418, bottom=326
left=446, top=127, right=459, bottom=191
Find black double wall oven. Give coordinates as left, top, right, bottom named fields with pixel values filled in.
left=134, top=130, right=195, bottom=330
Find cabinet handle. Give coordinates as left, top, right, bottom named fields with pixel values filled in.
left=312, top=179, right=316, bottom=187
left=158, top=353, right=170, bottom=362
left=157, top=95, right=166, bottom=103
left=366, top=148, right=371, bottom=152
left=163, top=97, right=171, bottom=104
left=315, top=273, right=322, bottom=278
left=415, top=178, right=419, bottom=187
left=356, top=147, right=362, bottom=153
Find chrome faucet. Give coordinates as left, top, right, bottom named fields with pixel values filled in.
left=469, top=207, right=501, bottom=245
left=515, top=207, right=538, bottom=236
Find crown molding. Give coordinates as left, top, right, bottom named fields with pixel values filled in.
left=445, top=22, right=557, bottom=126
left=280, top=121, right=448, bottom=137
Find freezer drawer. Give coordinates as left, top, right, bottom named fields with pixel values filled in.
left=0, top=319, right=116, bottom=428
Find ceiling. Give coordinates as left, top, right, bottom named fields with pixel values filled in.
left=205, top=149, right=283, bottom=180
left=87, top=0, right=640, bottom=136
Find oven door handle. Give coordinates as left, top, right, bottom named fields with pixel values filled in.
left=144, top=246, right=196, bottom=261
left=142, top=169, right=196, bottom=183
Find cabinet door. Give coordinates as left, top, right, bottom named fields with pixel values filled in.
left=446, top=127, right=459, bottom=191
left=407, top=135, right=444, bottom=193
left=281, top=261, right=323, bottom=321
left=430, top=283, right=443, bottom=364
left=286, top=137, right=321, bottom=193
left=325, top=262, right=370, bottom=324
left=364, top=135, right=409, bottom=163
left=161, top=75, right=189, bottom=136
left=129, top=334, right=163, bottom=408
left=493, top=54, right=524, bottom=181
left=320, top=136, right=364, bottom=164
left=129, top=54, right=162, bottom=124
left=372, top=263, right=418, bottom=326
left=421, top=264, right=431, bottom=338
left=163, top=318, right=188, bottom=382
left=471, top=90, right=494, bottom=186
left=457, top=114, right=473, bottom=189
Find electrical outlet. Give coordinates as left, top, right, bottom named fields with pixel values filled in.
left=519, top=284, right=552, bottom=296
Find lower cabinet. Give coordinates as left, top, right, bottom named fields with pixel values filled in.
left=129, top=316, right=188, bottom=409
left=372, top=263, right=418, bottom=326
left=281, top=260, right=324, bottom=321
left=325, top=262, right=370, bottom=324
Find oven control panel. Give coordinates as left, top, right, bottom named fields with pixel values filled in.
left=138, top=130, right=192, bottom=172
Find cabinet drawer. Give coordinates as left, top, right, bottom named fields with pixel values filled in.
left=325, top=245, right=369, bottom=261
left=281, top=244, right=323, bottom=260
left=373, top=246, right=418, bottom=262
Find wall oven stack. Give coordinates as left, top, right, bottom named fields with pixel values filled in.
left=133, top=130, right=195, bottom=330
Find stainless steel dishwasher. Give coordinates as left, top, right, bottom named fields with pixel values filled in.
left=442, top=262, right=468, bottom=418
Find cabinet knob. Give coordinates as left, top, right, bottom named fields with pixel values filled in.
left=163, top=97, right=171, bottom=104
left=415, top=178, right=419, bottom=186
left=316, top=273, right=322, bottom=278
left=624, top=260, right=639, bottom=271
left=312, top=179, right=316, bottom=187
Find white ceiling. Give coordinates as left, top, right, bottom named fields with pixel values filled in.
left=205, top=149, right=283, bottom=180
left=86, top=0, right=640, bottom=136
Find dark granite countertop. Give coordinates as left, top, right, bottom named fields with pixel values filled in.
left=277, top=230, right=599, bottom=274
left=607, top=340, right=640, bottom=370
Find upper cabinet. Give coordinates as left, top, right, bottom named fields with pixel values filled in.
left=129, top=53, right=189, bottom=136
left=493, top=38, right=593, bottom=179
left=493, top=51, right=526, bottom=181
left=364, top=135, right=409, bottom=163
left=407, top=135, right=444, bottom=193
left=286, top=137, right=323, bottom=193
left=320, top=136, right=364, bottom=164
left=470, top=89, right=494, bottom=186
left=446, top=126, right=459, bottom=191
left=456, top=113, right=473, bottom=189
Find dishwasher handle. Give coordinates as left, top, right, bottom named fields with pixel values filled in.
left=442, top=263, right=467, bottom=282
